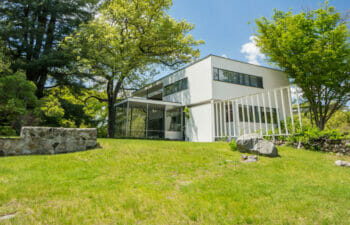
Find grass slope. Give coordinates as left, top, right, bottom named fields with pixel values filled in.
left=0, top=139, right=350, bottom=224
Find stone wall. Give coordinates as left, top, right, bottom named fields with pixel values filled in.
left=0, top=127, right=97, bottom=156
left=274, top=138, right=350, bottom=156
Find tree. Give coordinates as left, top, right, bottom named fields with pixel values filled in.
left=61, top=0, right=203, bottom=137
left=0, top=72, right=37, bottom=127
left=40, top=87, right=107, bottom=131
left=255, top=1, right=350, bottom=130
left=0, top=41, right=38, bottom=131
left=0, top=0, right=98, bottom=98
left=0, top=41, right=11, bottom=74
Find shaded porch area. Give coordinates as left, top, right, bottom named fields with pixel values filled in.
left=115, top=98, right=184, bottom=140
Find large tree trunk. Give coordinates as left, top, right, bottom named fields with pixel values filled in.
left=26, top=68, right=48, bottom=99
left=107, top=77, right=124, bottom=138
left=107, top=80, right=116, bottom=138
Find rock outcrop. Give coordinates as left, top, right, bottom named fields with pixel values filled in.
left=0, top=127, right=97, bottom=156
left=236, top=134, right=278, bottom=157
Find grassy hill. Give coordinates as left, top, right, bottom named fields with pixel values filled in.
left=0, top=139, right=350, bottom=224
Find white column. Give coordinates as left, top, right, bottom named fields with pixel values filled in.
left=296, top=89, right=303, bottom=130
left=287, top=87, right=295, bottom=133
left=223, top=101, right=227, bottom=137
left=273, top=89, right=281, bottom=134
left=219, top=102, right=223, bottom=138
left=228, top=101, right=232, bottom=138
left=262, top=93, right=268, bottom=135
left=241, top=98, right=246, bottom=135
left=235, top=100, right=240, bottom=137
left=251, top=95, right=257, bottom=133
left=256, top=94, right=262, bottom=136
left=267, top=90, right=275, bottom=136
left=215, top=102, right=219, bottom=138
left=210, top=100, right=215, bottom=142
left=245, top=96, right=251, bottom=134
left=280, top=88, right=288, bottom=135
left=231, top=100, right=236, bottom=137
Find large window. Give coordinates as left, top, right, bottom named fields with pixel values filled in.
left=165, top=108, right=182, bottom=132
left=224, top=103, right=278, bottom=124
left=164, top=78, right=188, bottom=96
left=213, top=68, right=263, bottom=88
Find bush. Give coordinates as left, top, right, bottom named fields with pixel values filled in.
left=0, top=126, right=16, bottom=136
left=229, top=139, right=237, bottom=151
left=286, top=125, right=349, bottom=150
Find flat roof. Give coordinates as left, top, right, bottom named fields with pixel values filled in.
left=115, top=97, right=183, bottom=107
left=133, top=54, right=284, bottom=95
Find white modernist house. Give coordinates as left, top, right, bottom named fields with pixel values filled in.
left=115, top=54, right=297, bottom=142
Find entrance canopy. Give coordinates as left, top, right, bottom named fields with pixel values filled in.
left=115, top=98, right=184, bottom=139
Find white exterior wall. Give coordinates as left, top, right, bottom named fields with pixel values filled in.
left=185, top=103, right=213, bottom=142
left=132, top=55, right=291, bottom=142
left=211, top=56, right=289, bottom=100
left=163, top=57, right=212, bottom=105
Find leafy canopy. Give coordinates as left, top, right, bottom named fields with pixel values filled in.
left=61, top=0, right=203, bottom=137
left=0, top=72, right=37, bottom=125
left=255, top=1, right=350, bottom=130
left=0, top=0, right=99, bottom=97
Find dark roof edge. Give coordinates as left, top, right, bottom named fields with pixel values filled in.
left=133, top=54, right=284, bottom=94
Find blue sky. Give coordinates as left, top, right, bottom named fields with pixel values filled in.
left=154, top=0, right=349, bottom=78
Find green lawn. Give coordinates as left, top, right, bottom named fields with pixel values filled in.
left=0, top=139, right=350, bottom=224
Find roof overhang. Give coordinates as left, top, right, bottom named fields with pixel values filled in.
left=115, top=97, right=183, bottom=108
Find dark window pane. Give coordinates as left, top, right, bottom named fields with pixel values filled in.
left=250, top=76, right=258, bottom=87
left=239, top=105, right=243, bottom=122
left=257, top=77, right=263, bottom=88
left=233, top=72, right=240, bottom=84
left=213, top=68, right=263, bottom=88
left=213, top=68, right=219, bottom=80
left=164, top=78, right=188, bottom=96
left=260, top=107, right=265, bottom=123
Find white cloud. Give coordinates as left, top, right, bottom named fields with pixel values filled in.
left=240, top=36, right=265, bottom=65
left=221, top=54, right=228, bottom=58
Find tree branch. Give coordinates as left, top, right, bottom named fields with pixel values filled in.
left=84, top=96, right=107, bottom=104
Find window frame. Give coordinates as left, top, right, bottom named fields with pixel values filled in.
left=163, top=78, right=188, bottom=96
left=213, top=67, right=264, bottom=89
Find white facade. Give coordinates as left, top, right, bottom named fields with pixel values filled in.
left=131, top=55, right=290, bottom=142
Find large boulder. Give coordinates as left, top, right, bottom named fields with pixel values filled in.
left=236, top=134, right=278, bottom=157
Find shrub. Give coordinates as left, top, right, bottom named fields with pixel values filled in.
left=286, top=125, right=348, bottom=150
left=229, top=139, right=237, bottom=151
left=0, top=126, right=16, bottom=136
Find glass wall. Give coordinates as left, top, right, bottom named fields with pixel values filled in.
left=164, top=78, right=188, bottom=96
left=115, top=101, right=183, bottom=139
left=213, top=68, right=263, bottom=88
left=165, top=108, right=182, bottom=132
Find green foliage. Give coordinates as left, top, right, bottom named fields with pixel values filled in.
left=286, top=123, right=348, bottom=150
left=0, top=41, right=11, bottom=74
left=0, top=126, right=16, bottom=136
left=61, top=0, right=203, bottom=137
left=0, top=0, right=99, bottom=97
left=40, top=95, right=65, bottom=119
left=229, top=139, right=237, bottom=151
left=325, top=110, right=350, bottom=133
left=39, top=87, right=107, bottom=130
left=183, top=107, right=190, bottom=119
left=255, top=1, right=350, bottom=130
left=0, top=72, right=37, bottom=126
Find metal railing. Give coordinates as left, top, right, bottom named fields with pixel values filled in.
left=213, top=85, right=303, bottom=140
